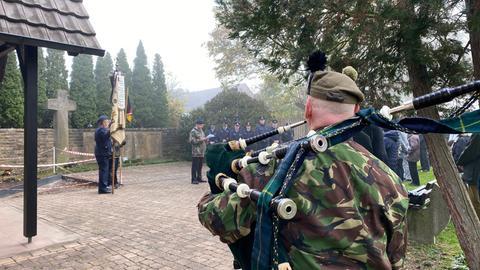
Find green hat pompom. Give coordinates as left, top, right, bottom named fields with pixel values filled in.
left=342, top=66, right=358, bottom=81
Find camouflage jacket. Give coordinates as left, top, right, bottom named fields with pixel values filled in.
left=198, top=140, right=408, bottom=269
left=189, top=127, right=206, bottom=157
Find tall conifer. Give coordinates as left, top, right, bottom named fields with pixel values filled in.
left=132, top=41, right=153, bottom=127
left=152, top=53, right=169, bottom=127
left=44, top=49, right=68, bottom=127
left=70, top=55, right=96, bottom=128
left=116, top=49, right=132, bottom=91
left=94, top=52, right=113, bottom=116
left=0, top=53, right=23, bottom=127
left=37, top=49, right=48, bottom=127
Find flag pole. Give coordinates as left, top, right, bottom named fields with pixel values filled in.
left=111, top=143, right=115, bottom=194
left=121, top=87, right=128, bottom=185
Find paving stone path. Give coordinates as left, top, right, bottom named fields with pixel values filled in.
left=0, top=162, right=232, bottom=270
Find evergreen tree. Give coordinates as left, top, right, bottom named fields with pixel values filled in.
left=152, top=53, right=169, bottom=127
left=44, top=49, right=68, bottom=127
left=70, top=55, right=96, bottom=128
left=131, top=41, right=154, bottom=127
left=37, top=49, right=48, bottom=127
left=94, top=52, right=114, bottom=116
left=116, top=49, right=133, bottom=92
left=0, top=53, right=23, bottom=127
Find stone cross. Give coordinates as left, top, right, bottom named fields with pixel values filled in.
left=47, top=90, right=76, bottom=163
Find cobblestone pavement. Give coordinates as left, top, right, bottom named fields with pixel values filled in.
left=0, top=162, right=233, bottom=270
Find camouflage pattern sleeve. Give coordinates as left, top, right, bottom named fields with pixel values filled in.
left=190, top=128, right=207, bottom=157
left=197, top=190, right=256, bottom=244
left=197, top=162, right=276, bottom=244
left=189, top=128, right=203, bottom=145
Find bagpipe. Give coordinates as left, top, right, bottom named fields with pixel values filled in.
left=203, top=80, right=480, bottom=270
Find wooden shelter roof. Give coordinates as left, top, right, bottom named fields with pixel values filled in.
left=0, top=0, right=104, bottom=56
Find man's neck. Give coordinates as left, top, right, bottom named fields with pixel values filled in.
left=308, top=114, right=354, bottom=131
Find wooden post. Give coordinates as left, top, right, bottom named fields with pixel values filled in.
left=119, top=148, right=123, bottom=185
left=18, top=45, right=38, bottom=243
left=111, top=143, right=115, bottom=194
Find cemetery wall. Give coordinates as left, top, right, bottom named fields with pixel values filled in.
left=0, top=128, right=182, bottom=168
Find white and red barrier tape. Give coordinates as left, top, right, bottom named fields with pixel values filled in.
left=60, top=148, right=95, bottom=157
left=0, top=158, right=96, bottom=168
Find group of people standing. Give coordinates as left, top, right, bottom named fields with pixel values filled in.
left=189, top=116, right=294, bottom=184
left=383, top=132, right=430, bottom=186
left=352, top=126, right=430, bottom=187
left=205, top=116, right=294, bottom=150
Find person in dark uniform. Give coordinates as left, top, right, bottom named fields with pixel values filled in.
left=240, top=122, right=256, bottom=152
left=95, top=115, right=113, bottom=194
left=281, top=122, right=294, bottom=143
left=269, top=119, right=282, bottom=145
left=217, top=121, right=230, bottom=143
left=229, top=121, right=242, bottom=141
left=255, top=116, right=270, bottom=150
left=207, top=124, right=218, bottom=144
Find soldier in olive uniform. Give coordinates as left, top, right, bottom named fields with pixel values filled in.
left=199, top=71, right=408, bottom=269
left=189, top=118, right=208, bottom=184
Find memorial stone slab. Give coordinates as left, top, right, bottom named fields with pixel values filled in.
left=47, top=90, right=76, bottom=163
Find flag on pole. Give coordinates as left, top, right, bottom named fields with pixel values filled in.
left=110, top=70, right=127, bottom=145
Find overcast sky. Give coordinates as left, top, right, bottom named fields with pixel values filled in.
left=82, top=0, right=219, bottom=92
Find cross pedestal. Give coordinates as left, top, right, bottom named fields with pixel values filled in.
left=47, top=90, right=76, bottom=164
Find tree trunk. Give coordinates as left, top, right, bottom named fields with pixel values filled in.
left=406, top=58, right=480, bottom=270
left=466, top=0, right=480, bottom=80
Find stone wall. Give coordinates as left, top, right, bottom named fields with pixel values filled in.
left=0, top=129, right=55, bottom=167
left=81, top=128, right=181, bottom=160
left=0, top=128, right=182, bottom=167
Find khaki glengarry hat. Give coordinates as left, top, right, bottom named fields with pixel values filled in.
left=307, top=71, right=365, bottom=104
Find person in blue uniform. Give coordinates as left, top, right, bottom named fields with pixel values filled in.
left=268, top=119, right=281, bottom=145
left=240, top=122, right=255, bottom=151
left=255, top=116, right=270, bottom=150
left=229, top=121, right=242, bottom=141
left=94, top=115, right=112, bottom=194
left=217, top=121, right=230, bottom=143
left=241, top=122, right=255, bottom=139
left=207, top=124, right=218, bottom=144
left=281, top=121, right=294, bottom=143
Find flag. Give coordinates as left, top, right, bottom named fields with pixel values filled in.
left=110, top=71, right=127, bottom=145
left=126, top=93, right=133, bottom=123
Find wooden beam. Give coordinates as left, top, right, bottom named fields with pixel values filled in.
left=0, top=44, right=14, bottom=59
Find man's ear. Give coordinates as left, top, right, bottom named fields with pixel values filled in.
left=354, top=104, right=360, bottom=113
left=304, top=97, right=312, bottom=120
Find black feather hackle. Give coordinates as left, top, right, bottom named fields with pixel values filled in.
left=306, top=50, right=327, bottom=73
